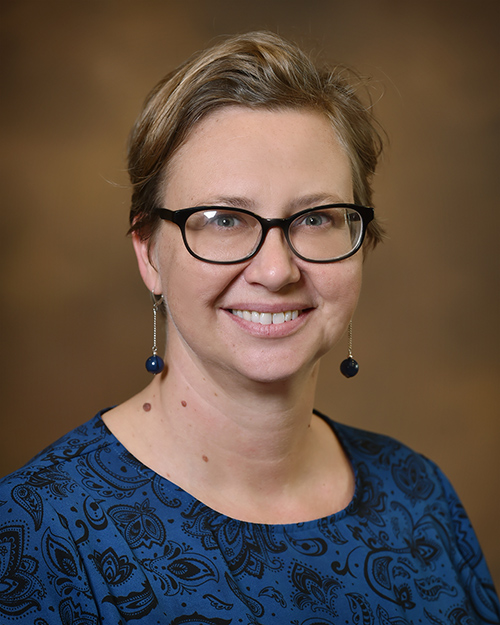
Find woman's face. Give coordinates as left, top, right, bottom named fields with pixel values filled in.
left=134, top=106, right=363, bottom=385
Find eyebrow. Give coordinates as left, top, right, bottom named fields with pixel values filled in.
left=198, top=196, right=255, bottom=210
left=288, top=193, right=349, bottom=210
left=192, top=193, right=350, bottom=212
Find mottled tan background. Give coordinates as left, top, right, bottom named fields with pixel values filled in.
left=1, top=0, right=499, bottom=588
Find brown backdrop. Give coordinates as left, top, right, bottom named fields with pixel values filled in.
left=1, top=0, right=499, bottom=588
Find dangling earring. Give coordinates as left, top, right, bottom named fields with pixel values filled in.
left=340, top=320, right=359, bottom=378
left=145, top=291, right=164, bottom=374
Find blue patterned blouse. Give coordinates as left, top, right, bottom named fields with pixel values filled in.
left=0, top=409, right=498, bottom=624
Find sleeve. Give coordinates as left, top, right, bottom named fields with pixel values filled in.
left=0, top=478, right=102, bottom=624
left=431, top=461, right=500, bottom=624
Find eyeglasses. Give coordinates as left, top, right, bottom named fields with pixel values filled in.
left=154, top=203, right=374, bottom=264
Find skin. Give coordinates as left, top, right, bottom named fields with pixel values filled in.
left=104, top=107, right=363, bottom=523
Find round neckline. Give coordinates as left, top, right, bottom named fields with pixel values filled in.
left=96, top=407, right=361, bottom=531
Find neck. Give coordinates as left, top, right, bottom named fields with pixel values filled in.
left=105, top=337, right=351, bottom=523
left=156, top=341, right=320, bottom=463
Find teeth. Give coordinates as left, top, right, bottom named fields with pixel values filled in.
left=260, top=313, right=272, bottom=325
left=273, top=312, right=285, bottom=324
left=232, top=309, right=300, bottom=325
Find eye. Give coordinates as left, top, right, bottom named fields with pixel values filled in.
left=186, top=209, right=258, bottom=237
left=201, top=209, right=254, bottom=232
left=293, top=211, right=334, bottom=229
left=301, top=213, right=329, bottom=227
left=213, top=214, right=241, bottom=228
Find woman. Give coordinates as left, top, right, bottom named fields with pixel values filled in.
left=1, top=31, right=498, bottom=624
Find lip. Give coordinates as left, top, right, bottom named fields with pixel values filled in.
left=222, top=305, right=313, bottom=337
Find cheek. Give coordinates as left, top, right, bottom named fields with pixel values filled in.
left=317, top=260, right=363, bottom=355
left=318, top=258, right=363, bottom=309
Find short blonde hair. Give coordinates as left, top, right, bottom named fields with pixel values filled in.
left=128, top=31, right=384, bottom=249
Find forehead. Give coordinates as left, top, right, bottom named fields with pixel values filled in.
left=163, top=106, right=353, bottom=208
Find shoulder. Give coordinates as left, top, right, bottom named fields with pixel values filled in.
left=0, top=412, right=117, bottom=621
left=0, top=411, right=124, bottom=536
left=317, top=411, right=474, bottom=549
left=330, top=419, right=478, bottom=524
left=318, top=413, right=500, bottom=619
left=326, top=415, right=443, bottom=498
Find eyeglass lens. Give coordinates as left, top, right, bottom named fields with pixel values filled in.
left=184, top=207, right=363, bottom=262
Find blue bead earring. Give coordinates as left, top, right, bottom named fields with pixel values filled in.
left=145, top=291, right=165, bottom=374
left=340, top=320, right=359, bottom=378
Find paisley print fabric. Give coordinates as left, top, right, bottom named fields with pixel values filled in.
left=0, top=409, right=498, bottom=623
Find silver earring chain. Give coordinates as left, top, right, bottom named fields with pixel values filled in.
left=152, top=301, right=158, bottom=356
left=347, top=320, right=353, bottom=358
left=151, top=291, right=163, bottom=357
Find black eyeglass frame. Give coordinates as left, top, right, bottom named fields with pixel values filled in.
left=154, top=203, right=374, bottom=264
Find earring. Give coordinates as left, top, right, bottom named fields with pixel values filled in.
left=340, top=320, right=359, bottom=378
left=145, top=291, right=164, bottom=374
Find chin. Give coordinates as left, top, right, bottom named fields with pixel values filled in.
left=218, top=348, right=321, bottom=387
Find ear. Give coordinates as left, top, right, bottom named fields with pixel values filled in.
left=132, top=232, right=162, bottom=294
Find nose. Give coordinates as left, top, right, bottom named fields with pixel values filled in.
left=243, top=227, right=301, bottom=291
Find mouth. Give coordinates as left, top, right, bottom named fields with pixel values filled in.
left=231, top=309, right=300, bottom=326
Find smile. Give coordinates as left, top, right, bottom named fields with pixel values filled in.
left=231, top=309, right=300, bottom=325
